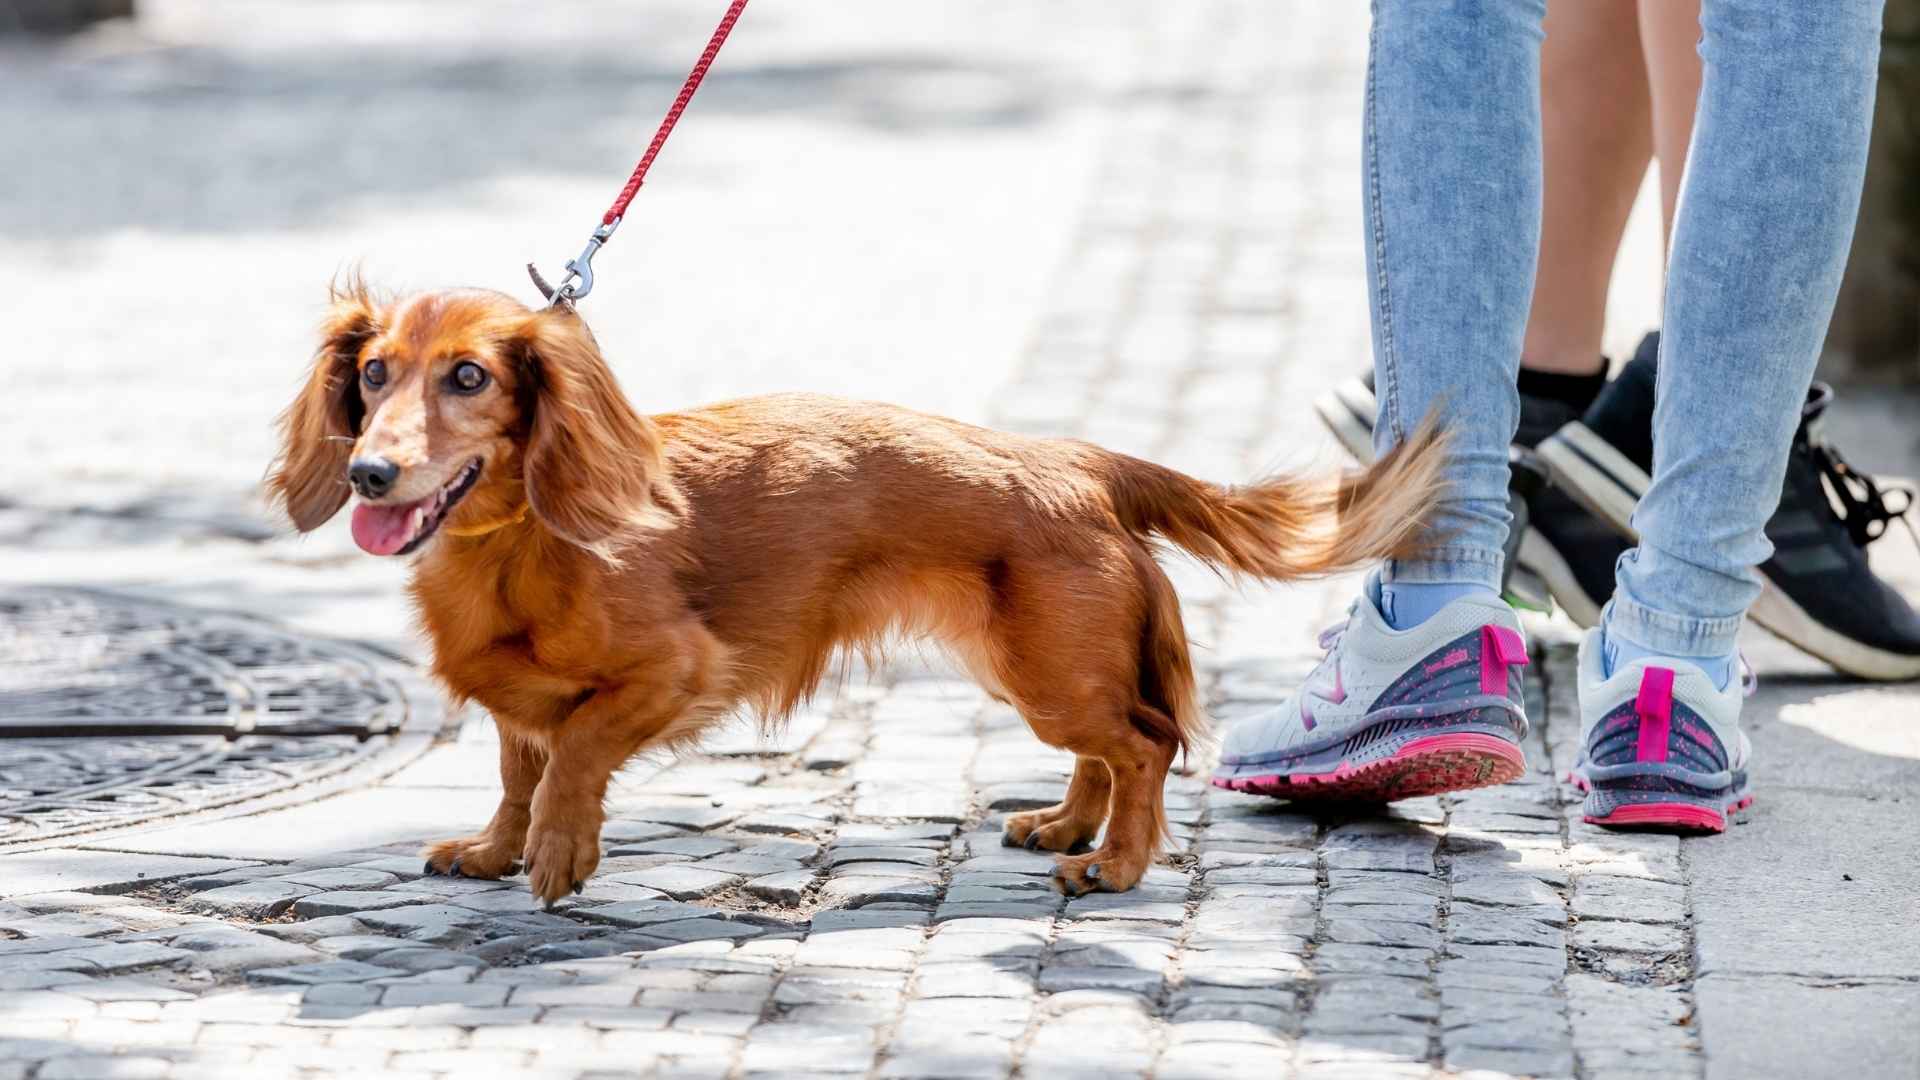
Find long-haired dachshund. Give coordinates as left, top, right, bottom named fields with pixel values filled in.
left=268, top=283, right=1446, bottom=906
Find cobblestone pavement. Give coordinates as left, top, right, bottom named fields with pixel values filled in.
left=5, top=2, right=1920, bottom=1079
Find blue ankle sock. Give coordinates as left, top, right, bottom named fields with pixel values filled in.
left=1377, top=580, right=1498, bottom=630
left=1602, top=628, right=1735, bottom=692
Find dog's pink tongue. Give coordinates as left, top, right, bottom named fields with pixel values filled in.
left=351, top=502, right=418, bottom=556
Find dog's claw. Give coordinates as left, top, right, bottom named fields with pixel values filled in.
left=572, top=881, right=584, bottom=895
left=1024, top=832, right=1042, bottom=852
left=1000, top=831, right=1021, bottom=849
left=448, top=858, right=463, bottom=878
left=1087, top=863, right=1102, bottom=881
left=421, top=860, right=437, bottom=876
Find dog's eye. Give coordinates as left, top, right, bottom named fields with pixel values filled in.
left=449, top=361, right=490, bottom=394
left=362, top=359, right=387, bottom=389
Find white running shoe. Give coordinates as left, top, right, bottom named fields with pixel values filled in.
left=1570, top=627, right=1753, bottom=832
left=1211, top=584, right=1531, bottom=802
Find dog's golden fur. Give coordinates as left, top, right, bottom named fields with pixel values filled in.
left=269, top=283, right=1448, bottom=905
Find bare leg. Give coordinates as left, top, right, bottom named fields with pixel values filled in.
left=1639, top=0, right=1705, bottom=248
left=1520, top=0, right=1654, bottom=375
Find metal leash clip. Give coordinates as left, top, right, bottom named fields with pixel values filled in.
left=529, top=219, right=620, bottom=308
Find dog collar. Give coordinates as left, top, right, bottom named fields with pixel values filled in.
left=445, top=503, right=529, bottom=538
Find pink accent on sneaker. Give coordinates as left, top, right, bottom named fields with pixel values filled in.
left=1324, top=663, right=1347, bottom=705
left=1584, top=801, right=1725, bottom=833
left=1207, top=731, right=1525, bottom=803
left=1425, top=647, right=1470, bottom=676
left=1633, top=666, right=1676, bottom=764
left=1300, top=663, right=1347, bottom=732
left=1479, top=624, right=1529, bottom=697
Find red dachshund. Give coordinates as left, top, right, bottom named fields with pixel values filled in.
left=268, top=283, right=1445, bottom=906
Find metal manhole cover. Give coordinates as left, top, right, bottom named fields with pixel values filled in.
left=0, top=587, right=446, bottom=847
left=0, top=589, right=402, bottom=737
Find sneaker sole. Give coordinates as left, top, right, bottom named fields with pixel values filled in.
left=1568, top=770, right=1753, bottom=833
left=1539, top=423, right=1920, bottom=680
left=1316, top=384, right=1601, bottom=626
left=1213, top=731, right=1526, bottom=803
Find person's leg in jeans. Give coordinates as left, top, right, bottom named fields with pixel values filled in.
left=1213, top=0, right=1543, bottom=803
left=1576, top=0, right=1884, bottom=830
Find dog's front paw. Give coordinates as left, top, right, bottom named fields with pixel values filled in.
left=1001, top=810, right=1098, bottom=855
left=422, top=833, right=523, bottom=879
left=522, top=820, right=603, bottom=908
left=1050, top=847, right=1149, bottom=897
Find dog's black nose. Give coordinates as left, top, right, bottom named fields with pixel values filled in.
left=348, top=457, right=400, bottom=499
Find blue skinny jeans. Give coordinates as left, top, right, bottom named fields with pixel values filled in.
left=1366, top=0, right=1884, bottom=657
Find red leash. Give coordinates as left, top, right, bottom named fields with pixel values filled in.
left=534, top=0, right=751, bottom=306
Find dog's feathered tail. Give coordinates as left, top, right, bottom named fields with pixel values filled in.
left=1100, top=417, right=1451, bottom=582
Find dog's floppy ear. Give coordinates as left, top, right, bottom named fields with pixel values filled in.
left=514, top=309, right=667, bottom=560
left=267, top=281, right=378, bottom=531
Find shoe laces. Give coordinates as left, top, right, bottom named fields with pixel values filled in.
left=1803, top=384, right=1919, bottom=553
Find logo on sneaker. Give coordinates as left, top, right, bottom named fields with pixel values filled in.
left=1424, top=647, right=1470, bottom=675
left=1299, top=662, right=1346, bottom=731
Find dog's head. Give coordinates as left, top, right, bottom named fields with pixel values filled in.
left=267, top=281, right=664, bottom=560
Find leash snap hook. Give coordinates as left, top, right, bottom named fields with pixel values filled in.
left=537, top=219, right=620, bottom=308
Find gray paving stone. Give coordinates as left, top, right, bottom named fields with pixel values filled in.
left=382, top=981, right=509, bottom=1007
left=186, top=880, right=318, bottom=918
left=620, top=836, right=739, bottom=859
left=1573, top=919, right=1685, bottom=955
left=278, top=868, right=400, bottom=891
left=247, top=960, right=403, bottom=985
left=314, top=933, right=415, bottom=960
left=167, top=926, right=322, bottom=971
left=1444, top=943, right=1567, bottom=972
left=346, top=856, right=432, bottom=878
left=1448, top=907, right=1569, bottom=949
left=810, top=909, right=930, bottom=933
left=951, top=853, right=1056, bottom=876
left=819, top=875, right=939, bottom=909
left=0, top=912, right=123, bottom=938
left=353, top=903, right=488, bottom=941
left=1201, top=864, right=1317, bottom=888
left=622, top=804, right=741, bottom=831
left=1321, top=918, right=1442, bottom=951
left=697, top=854, right=805, bottom=878
left=1450, top=872, right=1564, bottom=909
left=1571, top=874, right=1686, bottom=924
left=291, top=890, right=428, bottom=918
left=367, top=946, right=485, bottom=973
left=34, top=1057, right=172, bottom=1080
left=617, top=865, right=743, bottom=901
left=65, top=942, right=190, bottom=974
left=644, top=919, right=767, bottom=944
left=256, top=914, right=366, bottom=942
left=824, top=845, right=941, bottom=869
left=1442, top=1045, right=1574, bottom=1078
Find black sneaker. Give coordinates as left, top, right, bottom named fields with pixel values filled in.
left=1314, top=372, right=1626, bottom=624
left=1540, top=332, right=1920, bottom=681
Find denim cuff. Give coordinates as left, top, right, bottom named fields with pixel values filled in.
left=1601, top=595, right=1744, bottom=659
left=1384, top=547, right=1504, bottom=592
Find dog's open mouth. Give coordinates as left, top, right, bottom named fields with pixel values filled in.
left=349, top=459, right=483, bottom=556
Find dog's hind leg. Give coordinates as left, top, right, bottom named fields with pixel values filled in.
left=423, top=730, right=547, bottom=879
left=1002, top=756, right=1110, bottom=854
left=980, top=548, right=1179, bottom=893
